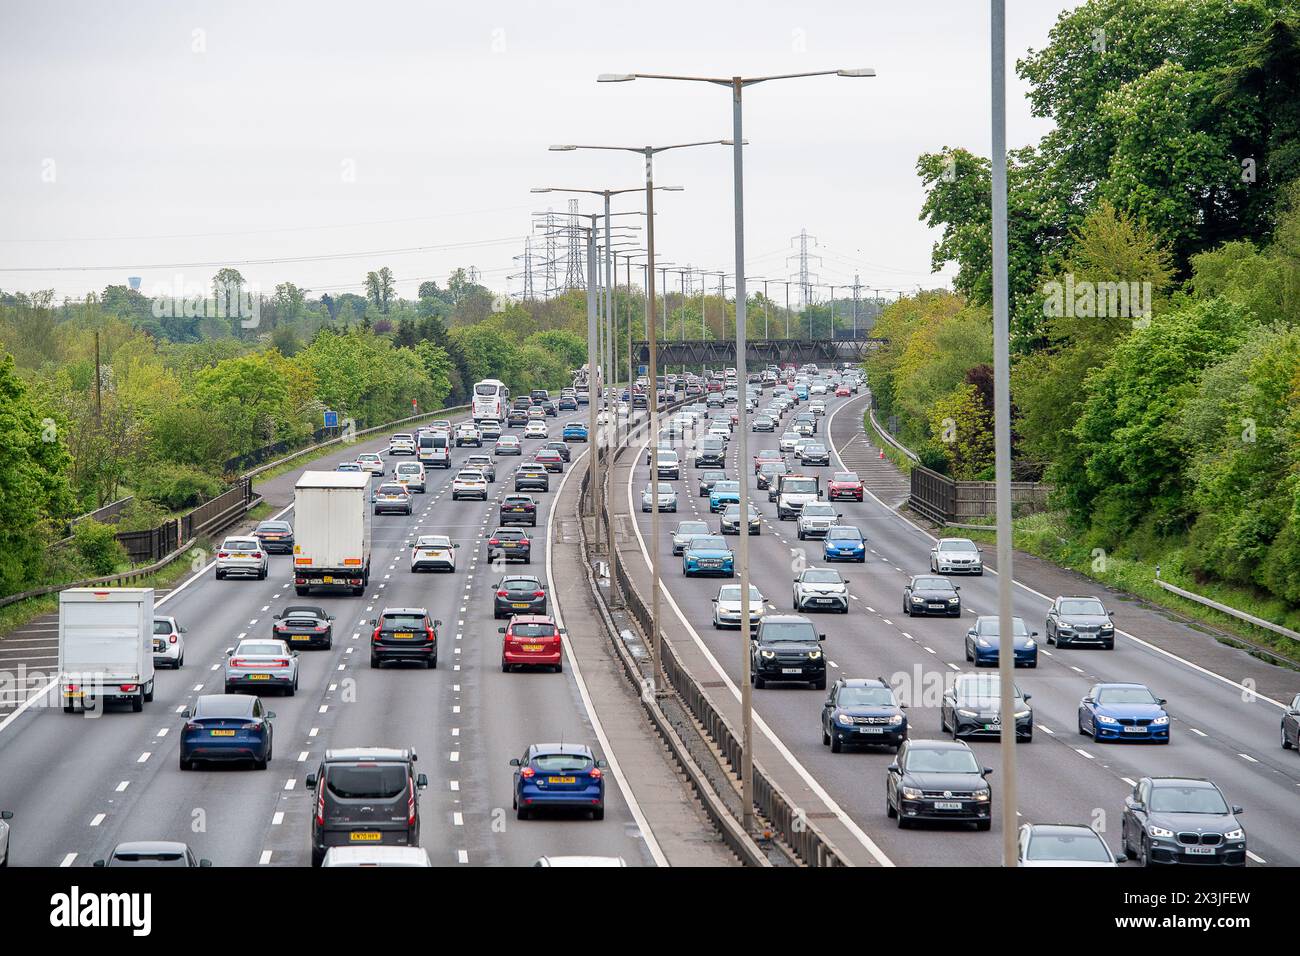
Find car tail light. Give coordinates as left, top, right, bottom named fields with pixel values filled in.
left=270, top=658, right=290, bottom=668
left=252, top=553, right=263, bottom=559
left=66, top=683, right=79, bottom=692
left=496, top=589, right=509, bottom=597
left=407, top=779, right=417, bottom=826
left=488, top=538, right=499, bottom=546
left=426, top=627, right=436, bottom=642
left=169, top=634, right=178, bottom=644
left=519, top=539, right=529, bottom=547
left=230, top=658, right=248, bottom=668
left=315, top=788, right=325, bottom=826
left=240, top=722, right=262, bottom=730
left=519, top=766, right=535, bottom=779
left=533, top=591, right=546, bottom=598
left=120, top=684, right=137, bottom=692
left=184, top=722, right=200, bottom=732
left=217, top=552, right=229, bottom=559
left=590, top=768, right=603, bottom=780
left=372, top=628, right=382, bottom=643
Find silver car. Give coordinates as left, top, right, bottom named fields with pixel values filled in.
left=793, top=568, right=849, bottom=613
left=672, top=520, right=712, bottom=555
left=712, top=583, right=766, bottom=629
left=215, top=536, right=269, bottom=580
left=641, top=482, right=678, bottom=513
left=797, top=502, right=841, bottom=540
left=223, top=638, right=300, bottom=696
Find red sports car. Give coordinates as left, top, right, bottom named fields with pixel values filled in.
left=828, top=471, right=864, bottom=501
left=500, top=615, right=565, bottom=672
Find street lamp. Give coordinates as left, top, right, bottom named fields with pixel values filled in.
left=600, top=66, right=875, bottom=835
left=551, top=140, right=729, bottom=698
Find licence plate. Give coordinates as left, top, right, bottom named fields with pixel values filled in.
left=984, top=724, right=999, bottom=731
left=394, top=632, right=414, bottom=640
left=210, top=730, right=236, bottom=737
left=248, top=674, right=270, bottom=680
left=1185, top=845, right=1215, bottom=855
left=934, top=801, right=963, bottom=810
left=522, top=644, right=543, bottom=652
left=511, top=507, right=525, bottom=512
left=512, top=603, right=529, bottom=609
left=782, top=667, right=802, bottom=674
left=859, top=727, right=883, bottom=734
left=63, top=691, right=85, bottom=699
left=1123, top=725, right=1146, bottom=733
left=547, top=776, right=576, bottom=784
left=350, top=832, right=382, bottom=842
left=322, top=576, right=334, bottom=584
left=291, top=635, right=310, bottom=641
left=929, top=604, right=946, bottom=610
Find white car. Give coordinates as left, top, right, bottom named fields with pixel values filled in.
left=411, top=534, right=458, bottom=572
left=479, top=420, right=502, bottom=441
left=355, top=453, right=385, bottom=477
left=617, top=401, right=629, bottom=416
left=388, top=433, right=416, bottom=456
left=930, top=537, right=984, bottom=575
left=323, top=846, right=433, bottom=867
left=712, top=583, right=766, bottom=629
left=152, top=615, right=186, bottom=668
left=793, top=568, right=849, bottom=613
left=524, top=421, right=549, bottom=440
left=779, top=432, right=801, bottom=453
left=215, top=536, right=268, bottom=580
left=532, top=856, right=627, bottom=867
left=808, top=400, right=827, bottom=416
left=393, top=461, right=426, bottom=493
left=451, top=469, right=489, bottom=501
left=793, top=437, right=818, bottom=460
left=455, top=423, right=482, bottom=447
left=1017, top=824, right=1122, bottom=867
left=810, top=382, right=828, bottom=395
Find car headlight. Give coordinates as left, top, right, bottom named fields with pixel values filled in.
left=1095, top=714, right=1120, bottom=725
left=948, top=597, right=960, bottom=604
left=836, top=713, right=854, bottom=726
left=900, top=787, right=923, bottom=801
left=1148, top=825, right=1174, bottom=838
left=956, top=708, right=978, bottom=718
left=887, top=714, right=903, bottom=726
left=1014, top=710, right=1031, bottom=719
left=1224, top=828, right=1244, bottom=841
left=807, top=650, right=822, bottom=660
left=910, top=596, right=925, bottom=604
left=1024, top=638, right=1036, bottom=647
left=1100, top=624, right=1114, bottom=632
left=760, top=650, right=775, bottom=659
left=1151, top=715, right=1169, bottom=725
left=977, top=638, right=991, bottom=647
left=973, top=789, right=990, bottom=802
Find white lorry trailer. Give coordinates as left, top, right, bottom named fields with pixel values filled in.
left=58, top=587, right=156, bottom=714
left=292, top=471, right=372, bottom=596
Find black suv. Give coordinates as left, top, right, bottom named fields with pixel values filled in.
left=821, top=677, right=907, bottom=753
left=500, top=494, right=538, bottom=526
left=886, top=739, right=992, bottom=830
left=694, top=439, right=726, bottom=469
left=487, top=527, right=532, bottom=564
left=306, top=748, right=428, bottom=866
left=493, top=575, right=548, bottom=619
left=543, top=440, right=572, bottom=463
left=750, top=614, right=826, bottom=689
left=369, top=607, right=439, bottom=669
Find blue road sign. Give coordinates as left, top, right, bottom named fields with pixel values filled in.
left=323, top=410, right=339, bottom=428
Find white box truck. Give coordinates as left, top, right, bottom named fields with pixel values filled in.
left=292, top=471, right=372, bottom=596
left=58, top=587, right=156, bottom=714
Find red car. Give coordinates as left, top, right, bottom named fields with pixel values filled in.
left=753, top=449, right=785, bottom=474
left=534, top=448, right=565, bottom=473
left=835, top=385, right=851, bottom=397
left=828, top=471, right=864, bottom=501
left=500, top=615, right=566, bottom=672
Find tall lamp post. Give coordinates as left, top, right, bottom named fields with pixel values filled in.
left=598, top=66, right=875, bottom=834
left=551, top=139, right=731, bottom=697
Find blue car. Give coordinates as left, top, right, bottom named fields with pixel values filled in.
left=1078, top=682, right=1170, bottom=743
left=821, top=677, right=908, bottom=753
left=683, top=535, right=735, bottom=577
left=511, top=743, right=607, bottom=820
left=563, top=422, right=589, bottom=443
left=822, top=525, right=866, bottom=562
left=965, top=615, right=1039, bottom=668
left=179, top=694, right=275, bottom=770
left=709, top=480, right=741, bottom=513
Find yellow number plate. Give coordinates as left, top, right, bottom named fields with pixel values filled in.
left=248, top=674, right=270, bottom=680
left=210, top=729, right=236, bottom=737
left=350, top=832, right=382, bottom=842
left=322, top=576, right=334, bottom=584
left=394, top=632, right=414, bottom=639
left=547, top=776, right=576, bottom=784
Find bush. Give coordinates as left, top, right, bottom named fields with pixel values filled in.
left=72, top=520, right=128, bottom=577
left=136, top=465, right=226, bottom=511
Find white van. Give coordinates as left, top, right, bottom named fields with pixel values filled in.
left=417, top=431, right=451, bottom=468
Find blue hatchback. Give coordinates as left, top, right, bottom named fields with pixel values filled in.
left=709, top=481, right=741, bottom=513
left=511, top=743, right=607, bottom=820
left=823, top=525, right=866, bottom=562
left=179, top=694, right=275, bottom=770
left=563, top=422, right=589, bottom=442
left=683, top=535, right=735, bottom=577
left=1078, top=683, right=1170, bottom=743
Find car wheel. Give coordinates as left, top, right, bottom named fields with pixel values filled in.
left=1103, top=640, right=1114, bottom=650
left=179, top=755, right=191, bottom=771
left=501, top=662, right=510, bottom=673
left=822, top=726, right=830, bottom=746
left=814, top=676, right=827, bottom=691
left=215, top=569, right=225, bottom=580
left=830, top=735, right=842, bottom=754
left=1079, top=715, right=1090, bottom=737
left=285, top=682, right=295, bottom=697
left=903, top=602, right=910, bottom=616
left=516, top=807, right=529, bottom=821
left=131, top=694, right=143, bottom=713
left=370, top=655, right=380, bottom=668
left=897, top=812, right=910, bottom=829
left=754, top=674, right=766, bottom=689
left=976, top=819, right=991, bottom=831
left=1283, top=724, right=1293, bottom=750
left=886, top=794, right=897, bottom=818
left=592, top=807, right=605, bottom=821
left=429, top=655, right=438, bottom=669
left=1138, top=838, right=1151, bottom=867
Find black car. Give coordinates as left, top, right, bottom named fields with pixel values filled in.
left=306, top=748, right=428, bottom=866
left=272, top=605, right=335, bottom=649
left=487, top=527, right=532, bottom=564
left=902, top=575, right=961, bottom=617
left=941, top=672, right=1034, bottom=742
left=500, top=494, right=538, bottom=526
left=493, top=575, right=548, bottom=619
left=750, top=615, right=826, bottom=689
left=1121, top=777, right=1247, bottom=866
left=514, top=465, right=550, bottom=493
left=558, top=396, right=577, bottom=411
left=1282, top=693, right=1300, bottom=750
left=252, top=520, right=295, bottom=554
left=464, top=454, right=497, bottom=482
left=751, top=415, right=776, bottom=432
left=886, top=739, right=992, bottom=830
left=507, top=408, right=529, bottom=428
left=756, top=462, right=788, bottom=491
left=544, top=440, right=572, bottom=463
left=799, top=443, right=831, bottom=466
left=698, top=469, right=728, bottom=497
left=694, top=439, right=727, bottom=469
left=541, top=400, right=558, bottom=417
left=821, top=678, right=907, bottom=753
left=369, top=607, right=439, bottom=668
left=1045, top=595, right=1116, bottom=649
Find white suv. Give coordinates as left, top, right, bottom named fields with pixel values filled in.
left=388, top=433, right=417, bottom=456
left=451, top=469, right=489, bottom=501
left=793, top=568, right=849, bottom=613
left=215, top=536, right=268, bottom=580
left=455, top=423, right=482, bottom=447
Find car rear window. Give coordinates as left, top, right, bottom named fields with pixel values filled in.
left=326, top=764, right=409, bottom=799
left=224, top=540, right=258, bottom=551
left=153, top=619, right=173, bottom=635
left=511, top=623, right=556, bottom=637
left=195, top=697, right=255, bottom=718
left=111, top=851, right=188, bottom=866
left=237, top=642, right=283, bottom=656
left=504, top=578, right=541, bottom=591
left=532, top=753, right=593, bottom=773
left=381, top=614, right=426, bottom=630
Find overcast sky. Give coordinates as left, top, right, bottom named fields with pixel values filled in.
left=0, top=0, right=1080, bottom=307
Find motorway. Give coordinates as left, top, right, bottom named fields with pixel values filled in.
left=621, top=385, right=1300, bottom=866
left=0, top=411, right=660, bottom=867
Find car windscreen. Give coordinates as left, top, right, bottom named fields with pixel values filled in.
left=826, top=528, right=862, bottom=541
left=976, top=617, right=1029, bottom=637
left=532, top=753, right=593, bottom=773
left=235, top=643, right=283, bottom=656
left=781, top=479, right=817, bottom=495
left=510, top=623, right=556, bottom=637
left=1149, top=786, right=1229, bottom=814
left=717, top=585, right=763, bottom=602
left=838, top=687, right=894, bottom=707
left=1026, top=831, right=1111, bottom=862
left=677, top=522, right=710, bottom=536
left=802, top=504, right=836, bottom=517
left=904, top=748, right=981, bottom=774
left=380, top=615, right=426, bottom=630
left=939, top=540, right=978, bottom=553
left=326, top=763, right=409, bottom=799
left=1059, top=599, right=1106, bottom=616
left=912, top=577, right=950, bottom=590
left=760, top=621, right=817, bottom=643
left=689, top=537, right=728, bottom=551
left=1096, top=687, right=1158, bottom=705
left=802, top=570, right=842, bottom=584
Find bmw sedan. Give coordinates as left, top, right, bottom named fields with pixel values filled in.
left=1120, top=777, right=1246, bottom=866
left=930, top=537, right=983, bottom=574
left=822, top=525, right=866, bottom=562
left=886, top=739, right=991, bottom=830
left=511, top=744, right=607, bottom=820
left=1078, top=683, right=1170, bottom=743
left=682, top=535, right=735, bottom=577
left=902, top=575, right=961, bottom=617
left=822, top=678, right=907, bottom=753
left=223, top=639, right=299, bottom=695
left=179, top=694, right=275, bottom=770
left=965, top=615, right=1039, bottom=668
